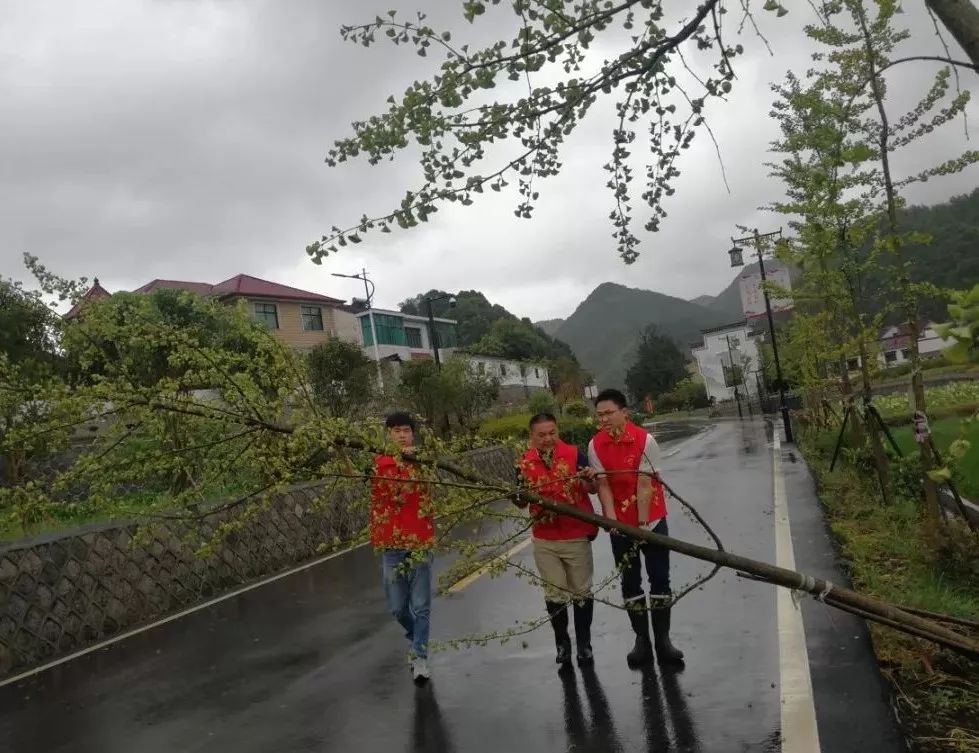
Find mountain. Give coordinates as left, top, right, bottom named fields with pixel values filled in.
left=554, top=282, right=729, bottom=391
left=534, top=318, right=565, bottom=337
left=689, top=294, right=715, bottom=307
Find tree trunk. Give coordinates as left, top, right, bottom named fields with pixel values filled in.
left=905, top=312, right=943, bottom=523
left=858, top=339, right=891, bottom=504
left=926, top=0, right=979, bottom=67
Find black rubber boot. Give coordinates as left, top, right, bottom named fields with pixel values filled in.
left=650, top=605, right=685, bottom=667
left=626, top=602, right=653, bottom=668
left=572, top=599, right=594, bottom=666
left=546, top=601, right=572, bottom=667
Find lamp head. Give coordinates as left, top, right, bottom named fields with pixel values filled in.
left=728, top=245, right=745, bottom=268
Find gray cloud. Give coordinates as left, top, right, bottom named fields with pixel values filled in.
left=2, top=0, right=977, bottom=322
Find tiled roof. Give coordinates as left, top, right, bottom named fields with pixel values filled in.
left=131, top=274, right=344, bottom=305
left=65, top=278, right=112, bottom=319
left=210, top=274, right=344, bottom=304
left=133, top=279, right=215, bottom=295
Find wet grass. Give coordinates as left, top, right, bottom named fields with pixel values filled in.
left=802, top=434, right=979, bottom=753
left=889, top=418, right=979, bottom=501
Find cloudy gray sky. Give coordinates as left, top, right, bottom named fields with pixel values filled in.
left=2, top=1, right=977, bottom=321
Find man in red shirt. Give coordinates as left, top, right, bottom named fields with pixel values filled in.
left=370, top=412, right=435, bottom=685
left=516, top=413, right=599, bottom=668
left=587, top=389, right=684, bottom=668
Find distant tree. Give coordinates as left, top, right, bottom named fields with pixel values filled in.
left=59, top=288, right=291, bottom=493
left=0, top=278, right=62, bottom=381
left=398, top=356, right=499, bottom=434
left=447, top=358, right=500, bottom=431
left=563, top=399, right=591, bottom=419
left=624, top=325, right=687, bottom=404
left=527, top=389, right=557, bottom=416
left=307, top=339, right=377, bottom=419
left=61, top=288, right=272, bottom=390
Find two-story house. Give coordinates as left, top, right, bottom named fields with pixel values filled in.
left=70, top=274, right=346, bottom=352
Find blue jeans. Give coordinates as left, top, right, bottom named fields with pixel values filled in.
left=382, top=549, right=432, bottom=660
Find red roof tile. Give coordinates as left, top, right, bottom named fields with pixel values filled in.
left=133, top=279, right=215, bottom=295
left=210, top=274, right=343, bottom=304
left=65, top=278, right=112, bottom=319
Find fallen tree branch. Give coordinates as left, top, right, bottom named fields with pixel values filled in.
left=351, top=439, right=979, bottom=660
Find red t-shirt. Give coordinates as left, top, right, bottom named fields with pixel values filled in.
left=369, top=454, right=435, bottom=549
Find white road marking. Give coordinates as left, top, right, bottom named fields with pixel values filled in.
left=773, top=431, right=822, bottom=752
left=0, top=539, right=371, bottom=689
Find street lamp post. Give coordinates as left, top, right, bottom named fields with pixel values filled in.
left=331, top=268, right=384, bottom=390
left=422, top=293, right=456, bottom=370
left=725, top=334, right=744, bottom=420
left=727, top=228, right=794, bottom=443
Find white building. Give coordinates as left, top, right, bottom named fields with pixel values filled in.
left=844, top=323, right=955, bottom=371
left=691, top=321, right=763, bottom=403
left=467, top=353, right=550, bottom=401
left=333, top=306, right=459, bottom=363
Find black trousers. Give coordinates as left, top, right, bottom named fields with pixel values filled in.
left=609, top=518, right=671, bottom=603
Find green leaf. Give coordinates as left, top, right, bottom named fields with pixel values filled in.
left=948, top=439, right=971, bottom=460
left=927, top=467, right=952, bottom=482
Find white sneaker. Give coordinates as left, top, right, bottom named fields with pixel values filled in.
left=412, top=657, right=430, bottom=685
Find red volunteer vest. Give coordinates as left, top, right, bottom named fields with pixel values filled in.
left=370, top=455, right=435, bottom=549
left=590, top=422, right=666, bottom=526
left=517, top=441, right=599, bottom=541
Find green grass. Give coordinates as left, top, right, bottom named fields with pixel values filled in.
left=874, top=381, right=979, bottom=420
left=801, top=434, right=979, bottom=752
left=890, top=417, right=979, bottom=500
left=0, top=477, right=260, bottom=542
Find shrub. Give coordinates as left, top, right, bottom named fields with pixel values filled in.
left=563, top=399, right=591, bottom=419
left=478, top=412, right=595, bottom=450
left=657, top=377, right=709, bottom=412
left=528, top=390, right=558, bottom=416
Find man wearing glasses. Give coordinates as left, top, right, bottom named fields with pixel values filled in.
left=587, top=389, right=684, bottom=668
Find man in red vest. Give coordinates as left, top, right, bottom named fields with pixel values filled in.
left=516, top=413, right=599, bottom=668
left=587, top=389, right=684, bottom=668
left=370, top=412, right=436, bottom=685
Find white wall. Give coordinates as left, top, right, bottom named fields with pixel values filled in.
left=692, top=325, right=761, bottom=402
left=468, top=355, right=549, bottom=388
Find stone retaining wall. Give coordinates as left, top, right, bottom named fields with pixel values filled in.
left=0, top=446, right=514, bottom=679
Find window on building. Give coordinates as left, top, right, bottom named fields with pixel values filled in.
left=254, top=302, right=279, bottom=329
left=885, top=350, right=898, bottom=364
left=476, top=362, right=485, bottom=374
left=405, top=326, right=423, bottom=348
left=534, top=367, right=539, bottom=378
left=901, top=348, right=910, bottom=360
left=433, top=323, right=458, bottom=348
left=847, top=358, right=859, bottom=371
left=301, top=305, right=323, bottom=331
left=500, top=363, right=508, bottom=377
left=360, top=313, right=407, bottom=347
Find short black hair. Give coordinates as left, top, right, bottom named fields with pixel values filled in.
left=594, top=388, right=628, bottom=409
left=385, top=411, right=417, bottom=432
left=528, top=412, right=558, bottom=429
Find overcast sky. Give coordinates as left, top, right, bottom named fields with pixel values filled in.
left=2, top=1, right=977, bottom=321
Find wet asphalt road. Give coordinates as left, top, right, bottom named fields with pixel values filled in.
left=0, top=420, right=904, bottom=752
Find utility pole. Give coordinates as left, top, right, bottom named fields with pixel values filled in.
left=725, top=334, right=744, bottom=419
left=727, top=228, right=794, bottom=442
left=422, top=292, right=455, bottom=371
left=331, top=269, right=384, bottom=390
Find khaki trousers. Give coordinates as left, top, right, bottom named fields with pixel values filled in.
left=532, top=537, right=594, bottom=603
